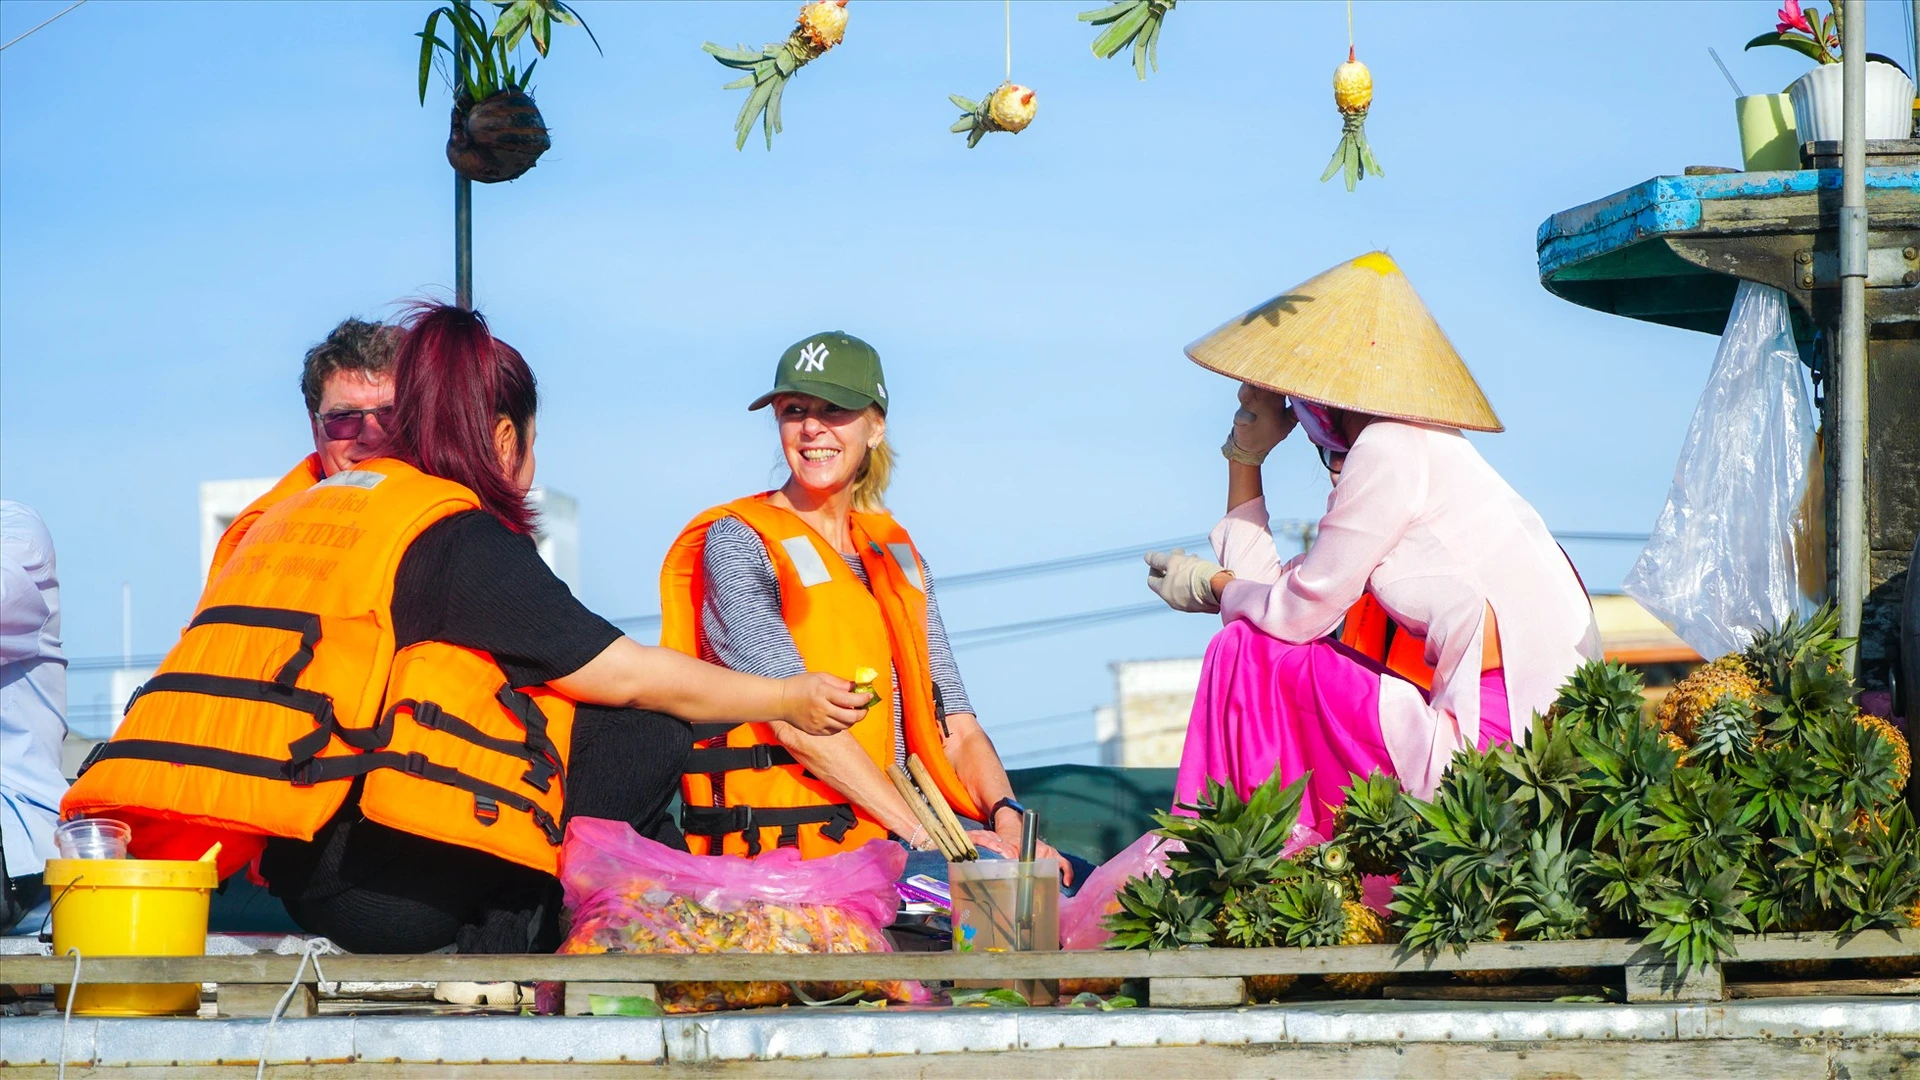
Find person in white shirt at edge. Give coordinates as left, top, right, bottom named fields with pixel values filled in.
left=2, top=501, right=69, bottom=933
left=1143, top=252, right=1599, bottom=842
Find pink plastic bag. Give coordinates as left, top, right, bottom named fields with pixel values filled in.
left=1058, top=831, right=1186, bottom=951
left=558, top=818, right=923, bottom=1011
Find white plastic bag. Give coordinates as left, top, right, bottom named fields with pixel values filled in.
left=1624, top=281, right=1820, bottom=659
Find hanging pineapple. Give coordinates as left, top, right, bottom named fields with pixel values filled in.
left=950, top=83, right=1038, bottom=148
left=950, top=3, right=1037, bottom=148
left=1321, top=46, right=1383, bottom=191
left=703, top=1, right=849, bottom=150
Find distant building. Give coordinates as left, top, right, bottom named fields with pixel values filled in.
left=198, top=477, right=581, bottom=593
left=1093, top=593, right=1701, bottom=767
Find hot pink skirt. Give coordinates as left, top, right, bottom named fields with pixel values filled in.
left=1172, top=620, right=1511, bottom=838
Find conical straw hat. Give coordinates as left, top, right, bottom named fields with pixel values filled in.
left=1184, top=252, right=1502, bottom=433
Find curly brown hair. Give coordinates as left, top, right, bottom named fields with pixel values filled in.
left=299, top=317, right=401, bottom=415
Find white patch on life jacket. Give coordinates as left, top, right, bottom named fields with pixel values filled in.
left=888, top=543, right=924, bottom=592
left=316, top=470, right=386, bottom=489
left=782, top=535, right=833, bottom=588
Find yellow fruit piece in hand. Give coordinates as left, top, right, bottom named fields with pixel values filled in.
left=853, top=666, right=879, bottom=687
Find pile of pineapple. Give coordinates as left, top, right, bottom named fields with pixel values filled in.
left=1105, top=606, right=1918, bottom=989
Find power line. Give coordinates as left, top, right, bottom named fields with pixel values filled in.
left=70, top=527, right=1654, bottom=666
left=1, top=0, right=86, bottom=52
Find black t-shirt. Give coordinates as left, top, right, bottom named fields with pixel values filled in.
left=391, top=510, right=621, bottom=688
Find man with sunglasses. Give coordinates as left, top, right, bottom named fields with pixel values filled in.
left=202, top=318, right=400, bottom=586
left=303, top=318, right=400, bottom=476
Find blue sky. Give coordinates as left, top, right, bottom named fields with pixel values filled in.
left=4, top=1, right=1915, bottom=759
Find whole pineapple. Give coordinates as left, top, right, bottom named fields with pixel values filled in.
left=950, top=83, right=1038, bottom=147
left=1272, top=879, right=1391, bottom=996
left=1321, top=48, right=1382, bottom=191
left=704, top=0, right=852, bottom=150
left=1659, top=656, right=1764, bottom=744
left=1325, top=900, right=1394, bottom=995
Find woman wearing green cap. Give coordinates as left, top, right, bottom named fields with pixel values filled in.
left=659, top=332, right=1080, bottom=886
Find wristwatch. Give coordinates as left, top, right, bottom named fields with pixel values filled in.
left=988, top=797, right=1026, bottom=829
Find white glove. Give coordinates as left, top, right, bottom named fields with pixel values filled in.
left=1145, top=548, right=1228, bottom=614
left=1222, top=384, right=1295, bottom=464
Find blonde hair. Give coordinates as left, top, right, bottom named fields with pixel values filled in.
left=850, top=406, right=893, bottom=512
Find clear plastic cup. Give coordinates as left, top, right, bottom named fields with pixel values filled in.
left=53, top=817, right=131, bottom=860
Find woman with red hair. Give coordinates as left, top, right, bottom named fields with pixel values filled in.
left=67, top=304, right=871, bottom=954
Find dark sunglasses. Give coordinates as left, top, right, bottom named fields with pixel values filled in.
left=1321, top=446, right=1347, bottom=474
left=318, top=406, right=393, bottom=441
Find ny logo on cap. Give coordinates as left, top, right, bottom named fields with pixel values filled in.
left=795, top=342, right=829, bottom=373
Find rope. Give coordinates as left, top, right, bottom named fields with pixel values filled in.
left=1346, top=0, right=1353, bottom=49
left=1005, top=0, right=1012, bottom=81
left=56, top=948, right=81, bottom=1080
left=255, top=939, right=332, bottom=1080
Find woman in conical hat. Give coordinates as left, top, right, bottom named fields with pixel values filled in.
left=1144, top=252, right=1600, bottom=835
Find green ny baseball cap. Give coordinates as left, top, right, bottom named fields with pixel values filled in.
left=748, top=331, right=889, bottom=415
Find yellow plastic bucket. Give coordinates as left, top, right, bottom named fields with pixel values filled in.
left=44, top=857, right=217, bottom=1016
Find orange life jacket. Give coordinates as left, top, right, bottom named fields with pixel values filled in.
left=659, top=495, right=983, bottom=858
left=63, top=458, right=576, bottom=879
left=1338, top=593, right=1436, bottom=691
left=204, top=454, right=325, bottom=590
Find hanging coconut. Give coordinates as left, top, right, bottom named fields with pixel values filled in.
left=447, top=89, right=551, bottom=184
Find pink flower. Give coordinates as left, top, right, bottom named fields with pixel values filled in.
left=1776, top=0, right=1813, bottom=33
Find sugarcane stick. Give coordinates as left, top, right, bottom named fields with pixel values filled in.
left=907, top=754, right=979, bottom=860
left=887, top=764, right=964, bottom=861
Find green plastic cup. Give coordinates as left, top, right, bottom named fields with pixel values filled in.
left=1737, top=93, right=1800, bottom=171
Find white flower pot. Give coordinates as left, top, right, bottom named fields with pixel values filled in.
left=1786, top=61, right=1916, bottom=144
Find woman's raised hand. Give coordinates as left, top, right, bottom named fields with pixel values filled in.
left=1229, top=384, right=1296, bottom=460
left=779, top=673, right=873, bottom=736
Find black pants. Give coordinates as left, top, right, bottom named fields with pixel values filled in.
left=261, top=706, right=692, bottom=954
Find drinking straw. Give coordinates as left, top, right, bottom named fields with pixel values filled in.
left=1016, top=809, right=1039, bottom=949
left=1709, top=47, right=1746, bottom=97
left=907, top=755, right=978, bottom=859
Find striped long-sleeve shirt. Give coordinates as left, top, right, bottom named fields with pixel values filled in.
left=697, top=515, right=974, bottom=766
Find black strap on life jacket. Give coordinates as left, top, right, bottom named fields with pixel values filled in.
left=680, top=802, right=857, bottom=857
left=493, top=685, right=566, bottom=793
left=684, top=742, right=799, bottom=774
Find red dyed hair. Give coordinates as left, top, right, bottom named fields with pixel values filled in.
left=386, top=303, right=539, bottom=533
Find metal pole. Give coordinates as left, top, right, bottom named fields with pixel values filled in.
left=454, top=0, right=474, bottom=309
left=1836, top=0, right=1869, bottom=665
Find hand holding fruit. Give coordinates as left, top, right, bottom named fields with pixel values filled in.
left=852, top=666, right=881, bottom=709
left=779, top=672, right=872, bottom=736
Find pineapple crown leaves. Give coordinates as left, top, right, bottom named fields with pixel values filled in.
left=1551, top=659, right=1647, bottom=737
left=1637, top=767, right=1757, bottom=879
left=1758, top=652, right=1860, bottom=744
left=1336, top=770, right=1419, bottom=876
left=1387, top=860, right=1510, bottom=957
left=1500, top=716, right=1587, bottom=823
left=1589, top=833, right=1676, bottom=926
left=1730, top=741, right=1826, bottom=836
left=1512, top=825, right=1599, bottom=941
left=1151, top=772, right=1308, bottom=896
left=704, top=4, right=846, bottom=151
left=1639, top=865, right=1753, bottom=972
left=1802, top=710, right=1901, bottom=816
left=1216, top=884, right=1281, bottom=949
left=1841, top=803, right=1920, bottom=933
left=1103, top=872, right=1217, bottom=950
left=1689, top=696, right=1761, bottom=765
left=1077, top=0, right=1175, bottom=80
left=1769, top=802, right=1872, bottom=915
left=948, top=94, right=996, bottom=150
left=1741, top=603, right=1850, bottom=689
left=1571, top=715, right=1680, bottom=849
left=1406, top=745, right=1529, bottom=892
left=1737, top=850, right=1803, bottom=933
left=1270, top=878, right=1349, bottom=949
